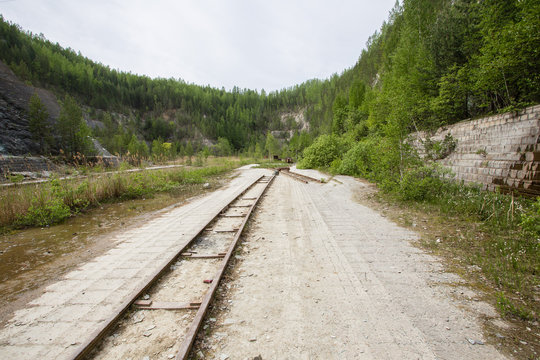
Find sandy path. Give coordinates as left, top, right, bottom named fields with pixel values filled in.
left=197, top=173, right=507, bottom=359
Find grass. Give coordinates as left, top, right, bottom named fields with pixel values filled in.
left=0, top=158, right=247, bottom=231
left=253, top=159, right=291, bottom=169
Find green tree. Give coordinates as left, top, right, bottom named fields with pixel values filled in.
left=185, top=140, right=194, bottom=165
left=264, top=132, right=279, bottom=158
left=215, top=137, right=233, bottom=156
left=28, top=93, right=51, bottom=153
left=56, top=95, right=93, bottom=156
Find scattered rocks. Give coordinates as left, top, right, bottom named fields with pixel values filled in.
left=203, top=183, right=211, bottom=189
left=466, top=338, right=484, bottom=345
left=132, top=312, right=145, bottom=324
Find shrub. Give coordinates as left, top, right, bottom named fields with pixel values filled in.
left=520, top=197, right=540, bottom=238
left=339, top=137, right=379, bottom=176
left=16, top=179, right=71, bottom=226
left=298, top=134, right=350, bottom=169
left=398, top=165, right=449, bottom=201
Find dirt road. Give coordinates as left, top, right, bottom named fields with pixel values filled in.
left=194, top=169, right=507, bottom=359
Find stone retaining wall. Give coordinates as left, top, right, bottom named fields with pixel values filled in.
left=0, top=155, right=56, bottom=178
left=412, top=105, right=540, bottom=197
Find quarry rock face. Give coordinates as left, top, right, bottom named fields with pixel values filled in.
left=0, top=60, right=60, bottom=156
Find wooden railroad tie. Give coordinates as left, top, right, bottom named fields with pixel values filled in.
left=134, top=300, right=201, bottom=310
left=181, top=252, right=226, bottom=259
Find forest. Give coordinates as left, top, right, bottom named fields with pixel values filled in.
left=0, top=0, right=539, bottom=166
left=296, top=0, right=540, bottom=190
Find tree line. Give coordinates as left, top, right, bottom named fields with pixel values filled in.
left=2, top=0, right=539, bottom=165
left=297, top=0, right=539, bottom=193
left=0, top=15, right=313, bottom=158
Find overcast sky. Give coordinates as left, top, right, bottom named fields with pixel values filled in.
left=1, top=0, right=396, bottom=92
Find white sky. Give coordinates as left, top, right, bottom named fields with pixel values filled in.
left=1, top=0, right=396, bottom=92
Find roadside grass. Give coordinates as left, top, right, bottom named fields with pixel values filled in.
left=0, top=158, right=247, bottom=230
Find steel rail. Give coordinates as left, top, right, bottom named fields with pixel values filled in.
left=176, top=174, right=275, bottom=360
left=68, top=174, right=267, bottom=360
left=279, top=168, right=322, bottom=183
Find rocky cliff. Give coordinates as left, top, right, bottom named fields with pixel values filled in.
left=0, top=61, right=60, bottom=155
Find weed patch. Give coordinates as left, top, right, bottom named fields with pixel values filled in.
left=1, top=161, right=241, bottom=230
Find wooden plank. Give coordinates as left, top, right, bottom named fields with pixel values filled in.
left=181, top=253, right=226, bottom=259
left=135, top=301, right=201, bottom=310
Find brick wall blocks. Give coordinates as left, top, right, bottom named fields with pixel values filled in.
left=412, top=105, right=540, bottom=196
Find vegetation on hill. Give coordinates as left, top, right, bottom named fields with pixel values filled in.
left=0, top=16, right=314, bottom=158
left=298, top=0, right=539, bottom=190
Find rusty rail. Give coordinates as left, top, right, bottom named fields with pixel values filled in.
left=278, top=167, right=322, bottom=183
left=176, top=174, right=275, bottom=359
left=69, top=174, right=270, bottom=360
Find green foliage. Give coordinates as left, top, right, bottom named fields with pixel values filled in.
left=397, top=165, right=449, bottom=201
left=17, top=179, right=71, bottom=226
left=520, top=197, right=540, bottom=238
left=127, top=135, right=149, bottom=159
left=28, top=93, right=51, bottom=153
left=264, top=132, right=280, bottom=158
left=497, top=292, right=533, bottom=321
left=338, top=137, right=379, bottom=177
left=299, top=134, right=350, bottom=169
left=5, top=164, right=239, bottom=229
left=424, top=134, right=457, bottom=160
left=214, top=137, right=233, bottom=156
left=57, top=95, right=94, bottom=156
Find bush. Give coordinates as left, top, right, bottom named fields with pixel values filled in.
left=17, top=179, right=71, bottom=226
left=398, top=165, right=448, bottom=201
left=298, top=134, right=350, bottom=169
left=339, top=137, right=379, bottom=176
left=520, top=197, right=540, bottom=238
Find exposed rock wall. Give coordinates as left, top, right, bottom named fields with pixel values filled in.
left=0, top=61, right=60, bottom=155
left=412, top=105, right=540, bottom=197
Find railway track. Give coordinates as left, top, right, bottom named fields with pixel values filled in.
left=71, top=174, right=275, bottom=360
left=278, top=167, right=322, bottom=184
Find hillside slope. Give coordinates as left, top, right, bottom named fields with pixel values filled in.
left=0, top=60, right=59, bottom=155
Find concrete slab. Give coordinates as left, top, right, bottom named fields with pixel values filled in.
left=0, top=168, right=270, bottom=359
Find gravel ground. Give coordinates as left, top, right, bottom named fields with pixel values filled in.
left=194, top=171, right=508, bottom=359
